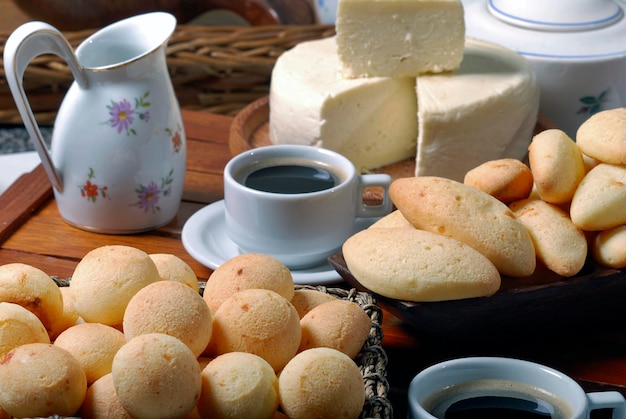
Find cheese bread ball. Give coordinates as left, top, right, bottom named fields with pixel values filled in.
left=54, top=286, right=82, bottom=335
left=80, top=373, right=133, bottom=419
left=576, top=107, right=626, bottom=165
left=149, top=253, right=199, bottom=292
left=208, top=288, right=301, bottom=372
left=0, top=302, right=49, bottom=357
left=198, top=352, right=279, bottom=419
left=299, top=299, right=371, bottom=359
left=279, top=347, right=365, bottom=419
left=290, top=289, right=337, bottom=318
left=70, top=245, right=160, bottom=326
left=112, top=333, right=202, bottom=419
left=0, top=343, right=87, bottom=418
left=0, top=263, right=63, bottom=336
left=203, top=253, right=294, bottom=313
left=54, top=323, right=126, bottom=384
left=123, top=280, right=212, bottom=357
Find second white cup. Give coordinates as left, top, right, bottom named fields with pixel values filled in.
left=223, top=145, right=393, bottom=269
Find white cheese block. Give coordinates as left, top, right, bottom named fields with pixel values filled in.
left=268, top=36, right=418, bottom=172
left=335, top=0, right=465, bottom=78
left=415, top=38, right=540, bottom=181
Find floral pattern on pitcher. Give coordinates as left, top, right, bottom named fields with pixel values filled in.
left=106, top=91, right=151, bottom=135
left=131, top=169, right=174, bottom=213
left=166, top=124, right=183, bottom=153
left=79, top=168, right=109, bottom=203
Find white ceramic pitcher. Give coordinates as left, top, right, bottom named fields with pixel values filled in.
left=3, top=12, right=186, bottom=233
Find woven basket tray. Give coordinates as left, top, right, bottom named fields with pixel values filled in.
left=51, top=277, right=393, bottom=419
left=0, top=24, right=335, bottom=125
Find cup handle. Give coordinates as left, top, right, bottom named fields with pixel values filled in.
left=587, top=391, right=626, bottom=418
left=356, top=173, right=394, bottom=218
left=3, top=21, right=87, bottom=192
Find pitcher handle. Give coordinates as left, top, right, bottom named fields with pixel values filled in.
left=3, top=21, right=87, bottom=192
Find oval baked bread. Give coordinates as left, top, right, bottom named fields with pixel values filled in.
left=528, top=129, right=585, bottom=204
left=464, top=158, right=533, bottom=204
left=389, top=176, right=535, bottom=277
left=342, top=227, right=501, bottom=302
left=570, top=163, right=626, bottom=231
left=592, top=225, right=626, bottom=268
left=510, top=198, right=587, bottom=277
left=576, top=107, right=626, bottom=165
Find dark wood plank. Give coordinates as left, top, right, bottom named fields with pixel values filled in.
left=0, top=164, right=53, bottom=244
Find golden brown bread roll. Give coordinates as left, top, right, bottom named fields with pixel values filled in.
left=0, top=302, right=49, bottom=358
left=570, top=163, right=626, bottom=231
left=299, top=299, right=371, bottom=359
left=80, top=373, right=133, bottom=419
left=528, top=129, right=585, bottom=204
left=54, top=322, right=126, bottom=385
left=203, top=253, right=294, bottom=314
left=123, top=280, right=212, bottom=357
left=464, top=158, right=533, bottom=204
left=279, top=347, right=364, bottom=419
left=112, top=333, right=202, bottom=419
left=576, top=107, right=626, bottom=165
left=70, top=245, right=160, bottom=326
left=390, top=176, right=535, bottom=277
left=343, top=227, right=501, bottom=301
left=510, top=198, right=587, bottom=277
left=149, top=253, right=199, bottom=292
left=207, top=288, right=301, bottom=372
left=198, top=352, right=279, bottom=419
left=0, top=343, right=87, bottom=418
left=0, top=263, right=64, bottom=337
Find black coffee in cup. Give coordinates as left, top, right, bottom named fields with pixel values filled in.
left=423, top=379, right=572, bottom=419
left=235, top=157, right=346, bottom=195
left=245, top=164, right=337, bottom=194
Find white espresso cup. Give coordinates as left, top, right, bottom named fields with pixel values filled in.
left=223, top=145, right=393, bottom=269
left=408, top=357, right=626, bottom=419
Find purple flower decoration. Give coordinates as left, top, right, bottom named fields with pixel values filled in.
left=134, top=181, right=161, bottom=213
left=109, top=99, right=135, bottom=134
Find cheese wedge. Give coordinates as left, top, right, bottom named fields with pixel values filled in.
left=269, top=36, right=418, bottom=172
left=415, top=38, right=540, bottom=181
left=336, top=0, right=465, bottom=77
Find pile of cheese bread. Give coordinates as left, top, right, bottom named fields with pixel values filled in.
left=343, top=108, right=626, bottom=302
left=268, top=0, right=539, bottom=182
left=0, top=248, right=371, bottom=419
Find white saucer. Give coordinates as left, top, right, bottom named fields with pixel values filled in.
left=182, top=200, right=375, bottom=285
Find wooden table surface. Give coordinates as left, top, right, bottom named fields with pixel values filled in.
left=3, top=110, right=626, bottom=417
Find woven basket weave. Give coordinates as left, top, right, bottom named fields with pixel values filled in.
left=51, top=277, right=393, bottom=419
left=0, top=24, right=335, bottom=125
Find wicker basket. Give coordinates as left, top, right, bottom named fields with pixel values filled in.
left=51, top=277, right=393, bottom=419
left=0, top=24, right=335, bottom=125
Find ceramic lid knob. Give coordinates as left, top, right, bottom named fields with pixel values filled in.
left=488, top=0, right=623, bottom=31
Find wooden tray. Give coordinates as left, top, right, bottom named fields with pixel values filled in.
left=329, top=252, right=626, bottom=342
